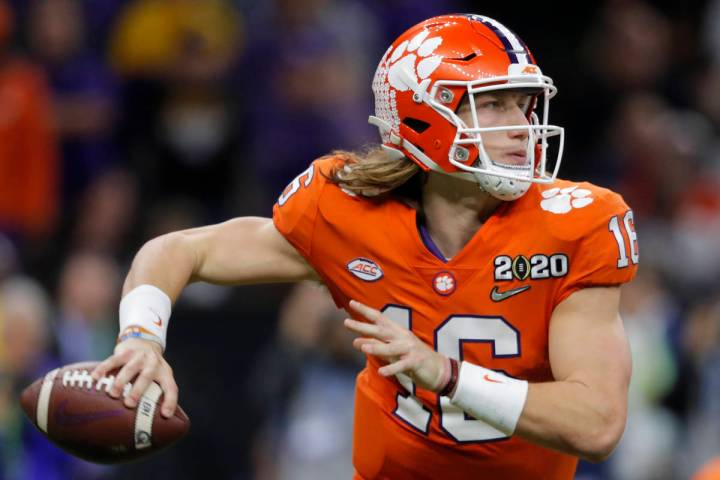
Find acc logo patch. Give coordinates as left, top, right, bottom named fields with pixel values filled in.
left=432, top=271, right=457, bottom=296
left=347, top=258, right=383, bottom=282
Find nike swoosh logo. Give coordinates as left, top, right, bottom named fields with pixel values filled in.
left=490, top=285, right=531, bottom=302
left=149, top=308, right=162, bottom=327
left=483, top=374, right=504, bottom=384
left=54, top=399, right=125, bottom=427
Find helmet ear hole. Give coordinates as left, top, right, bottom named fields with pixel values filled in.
left=402, top=117, right=431, bottom=134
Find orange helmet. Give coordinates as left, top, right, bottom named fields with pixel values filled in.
left=370, top=14, right=564, bottom=200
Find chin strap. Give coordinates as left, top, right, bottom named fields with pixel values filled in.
left=472, top=167, right=531, bottom=201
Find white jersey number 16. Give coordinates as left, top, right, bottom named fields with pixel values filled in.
left=382, top=305, right=520, bottom=443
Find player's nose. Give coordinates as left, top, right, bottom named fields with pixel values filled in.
left=506, top=107, right=530, bottom=140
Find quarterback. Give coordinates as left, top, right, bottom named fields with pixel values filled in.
left=93, top=14, right=639, bottom=479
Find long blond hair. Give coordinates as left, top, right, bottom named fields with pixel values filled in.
left=325, top=146, right=421, bottom=198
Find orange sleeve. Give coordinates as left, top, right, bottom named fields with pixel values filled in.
left=272, top=158, right=336, bottom=259
left=555, top=191, right=639, bottom=304
left=272, top=157, right=351, bottom=307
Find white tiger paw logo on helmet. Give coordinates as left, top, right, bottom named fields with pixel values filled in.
left=386, top=29, right=443, bottom=92
left=540, top=186, right=594, bottom=214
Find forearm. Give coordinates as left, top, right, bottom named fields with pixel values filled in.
left=515, top=380, right=626, bottom=462
left=122, top=216, right=316, bottom=303
left=447, top=361, right=627, bottom=462
left=512, top=287, right=630, bottom=462
left=123, top=232, right=197, bottom=302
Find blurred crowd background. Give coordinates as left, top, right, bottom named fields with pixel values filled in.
left=0, top=0, right=718, bottom=479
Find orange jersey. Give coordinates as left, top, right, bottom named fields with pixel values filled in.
left=272, top=157, right=639, bottom=480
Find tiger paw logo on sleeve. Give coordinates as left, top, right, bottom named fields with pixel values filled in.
left=540, top=186, right=594, bottom=214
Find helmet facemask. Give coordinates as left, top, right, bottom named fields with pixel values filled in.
left=427, top=71, right=565, bottom=200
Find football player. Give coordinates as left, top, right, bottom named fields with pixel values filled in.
left=93, top=14, right=639, bottom=479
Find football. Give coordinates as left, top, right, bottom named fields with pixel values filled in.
left=19, top=361, right=190, bottom=464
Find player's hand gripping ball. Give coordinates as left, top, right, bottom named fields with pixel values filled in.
left=20, top=361, right=189, bottom=464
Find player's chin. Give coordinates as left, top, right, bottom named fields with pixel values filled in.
left=498, top=153, right=528, bottom=167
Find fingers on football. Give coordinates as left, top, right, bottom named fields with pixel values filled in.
left=125, top=354, right=159, bottom=408
left=159, top=371, right=179, bottom=418
left=110, top=353, right=144, bottom=400
left=91, top=351, right=129, bottom=381
left=379, top=357, right=414, bottom=377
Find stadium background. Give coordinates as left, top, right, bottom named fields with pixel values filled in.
left=1, top=0, right=719, bottom=479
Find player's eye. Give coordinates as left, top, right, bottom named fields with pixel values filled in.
left=479, top=100, right=500, bottom=109
left=457, top=101, right=472, bottom=112
left=517, top=94, right=534, bottom=111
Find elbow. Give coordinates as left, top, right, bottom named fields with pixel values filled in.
left=553, top=381, right=629, bottom=463
left=128, top=231, right=198, bottom=280
left=141, top=231, right=180, bottom=251
left=579, top=432, right=621, bottom=463
left=568, top=411, right=626, bottom=463
left=140, top=232, right=189, bottom=264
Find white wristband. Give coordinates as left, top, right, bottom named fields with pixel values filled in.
left=449, top=361, right=528, bottom=436
left=119, top=285, right=172, bottom=351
